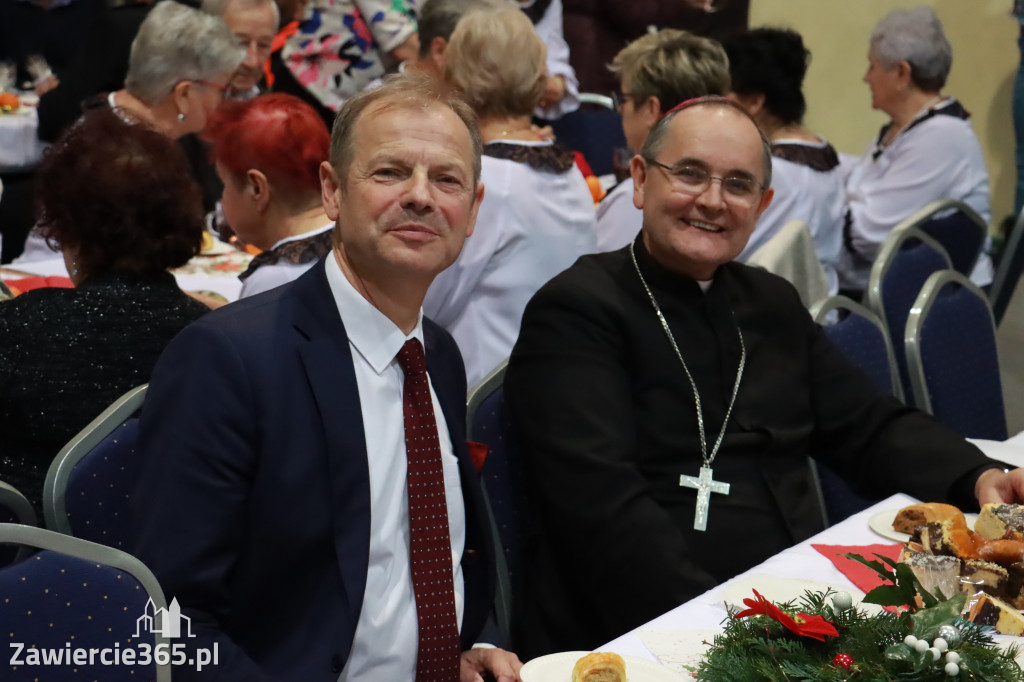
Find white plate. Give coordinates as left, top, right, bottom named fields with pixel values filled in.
left=521, top=651, right=684, bottom=682
left=868, top=509, right=978, bottom=543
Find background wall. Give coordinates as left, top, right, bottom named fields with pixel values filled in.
left=749, top=0, right=1019, bottom=225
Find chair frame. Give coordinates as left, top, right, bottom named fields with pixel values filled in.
left=905, top=270, right=1001, bottom=417
left=42, top=384, right=147, bottom=535
left=810, top=295, right=904, bottom=401
left=0, top=480, right=38, bottom=564
left=466, top=361, right=514, bottom=646
left=892, top=198, right=987, bottom=276
left=990, top=206, right=1024, bottom=325
left=864, top=226, right=952, bottom=339
left=0, top=522, right=171, bottom=681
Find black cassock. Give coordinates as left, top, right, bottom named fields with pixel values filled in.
left=505, top=236, right=1002, bottom=656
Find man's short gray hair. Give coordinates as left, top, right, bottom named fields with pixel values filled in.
left=201, top=0, right=281, bottom=26
left=870, top=6, right=951, bottom=92
left=641, top=96, right=773, bottom=189
left=124, top=2, right=246, bottom=105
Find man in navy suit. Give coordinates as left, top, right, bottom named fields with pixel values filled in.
left=132, top=72, right=521, bottom=682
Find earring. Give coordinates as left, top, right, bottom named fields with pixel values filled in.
left=178, top=113, right=186, bottom=121
left=72, top=260, right=79, bottom=277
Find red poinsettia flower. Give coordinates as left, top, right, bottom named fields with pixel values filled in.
left=734, top=590, right=839, bottom=642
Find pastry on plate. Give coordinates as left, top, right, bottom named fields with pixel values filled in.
left=571, top=652, right=627, bottom=682
left=892, top=503, right=966, bottom=536
left=975, top=503, right=1024, bottom=540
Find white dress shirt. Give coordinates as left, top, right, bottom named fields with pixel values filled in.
left=423, top=140, right=597, bottom=388
left=238, top=222, right=335, bottom=298
left=595, top=177, right=642, bottom=253
left=325, top=254, right=466, bottom=681
left=738, top=142, right=846, bottom=296
left=839, top=98, right=992, bottom=291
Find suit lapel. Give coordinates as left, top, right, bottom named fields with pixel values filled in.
left=292, top=260, right=372, bottom=640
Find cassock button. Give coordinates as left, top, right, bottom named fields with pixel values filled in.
left=330, top=654, right=343, bottom=673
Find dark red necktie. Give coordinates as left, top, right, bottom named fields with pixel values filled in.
left=396, top=339, right=461, bottom=681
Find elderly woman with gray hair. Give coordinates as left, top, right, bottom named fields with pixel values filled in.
left=14, top=0, right=245, bottom=263
left=838, top=5, right=991, bottom=295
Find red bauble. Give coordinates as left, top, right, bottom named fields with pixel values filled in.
left=832, top=653, right=854, bottom=670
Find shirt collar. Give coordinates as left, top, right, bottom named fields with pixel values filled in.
left=269, top=221, right=335, bottom=251
left=324, top=251, right=424, bottom=374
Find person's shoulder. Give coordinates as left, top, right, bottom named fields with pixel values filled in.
left=530, top=248, right=629, bottom=307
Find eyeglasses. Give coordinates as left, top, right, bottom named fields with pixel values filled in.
left=611, top=91, right=634, bottom=113
left=646, top=159, right=766, bottom=208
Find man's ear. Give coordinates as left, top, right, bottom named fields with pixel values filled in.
left=631, top=154, right=648, bottom=210
left=247, top=169, right=271, bottom=213
left=319, top=161, right=341, bottom=220
left=754, top=186, right=774, bottom=219
left=464, top=182, right=485, bottom=239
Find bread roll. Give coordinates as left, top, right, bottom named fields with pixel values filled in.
left=892, top=503, right=966, bottom=535
left=571, top=652, right=627, bottom=682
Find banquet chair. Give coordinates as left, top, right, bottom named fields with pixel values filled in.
left=548, top=93, right=626, bottom=177
left=466, top=360, right=526, bottom=645
left=990, top=205, right=1024, bottom=325
left=807, top=297, right=895, bottom=525
left=0, top=523, right=171, bottom=682
left=0, top=479, right=37, bottom=566
left=894, top=198, right=987, bottom=277
left=905, top=270, right=1008, bottom=440
left=747, top=219, right=830, bottom=308
left=43, top=384, right=147, bottom=550
left=864, top=227, right=952, bottom=401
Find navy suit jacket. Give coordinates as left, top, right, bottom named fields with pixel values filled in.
left=131, top=259, right=495, bottom=681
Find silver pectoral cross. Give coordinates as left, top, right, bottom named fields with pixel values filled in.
left=679, top=466, right=730, bottom=531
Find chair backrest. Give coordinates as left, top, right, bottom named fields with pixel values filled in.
left=811, top=295, right=902, bottom=400
left=549, top=94, right=626, bottom=177
left=865, top=227, right=952, bottom=399
left=990, top=206, right=1024, bottom=325
left=466, top=360, right=527, bottom=645
left=0, top=523, right=171, bottom=681
left=0, top=480, right=37, bottom=566
left=905, top=270, right=1008, bottom=440
left=43, top=384, right=147, bottom=550
left=895, top=198, right=987, bottom=277
left=747, top=219, right=830, bottom=308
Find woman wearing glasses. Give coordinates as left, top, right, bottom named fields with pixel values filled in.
left=723, top=27, right=844, bottom=295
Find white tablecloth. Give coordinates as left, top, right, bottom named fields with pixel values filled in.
left=0, top=105, right=46, bottom=171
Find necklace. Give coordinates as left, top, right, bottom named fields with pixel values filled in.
left=882, top=95, right=944, bottom=148
left=629, top=242, right=746, bottom=531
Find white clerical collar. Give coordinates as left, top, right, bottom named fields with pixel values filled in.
left=324, top=252, right=424, bottom=374
left=696, top=279, right=713, bottom=293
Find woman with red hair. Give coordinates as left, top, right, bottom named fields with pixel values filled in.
left=204, top=92, right=334, bottom=298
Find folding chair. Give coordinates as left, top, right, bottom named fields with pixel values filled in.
left=43, top=384, right=146, bottom=550
left=990, top=206, right=1024, bottom=325
left=0, top=479, right=37, bottom=565
left=905, top=270, right=1008, bottom=440
left=894, top=198, right=987, bottom=278
left=865, top=227, right=952, bottom=400
left=466, top=360, right=526, bottom=646
left=0, top=523, right=171, bottom=681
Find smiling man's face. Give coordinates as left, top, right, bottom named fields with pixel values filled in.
left=632, top=104, right=773, bottom=280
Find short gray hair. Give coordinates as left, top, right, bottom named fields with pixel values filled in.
left=870, top=6, right=951, bottom=92
left=125, top=2, right=246, bottom=105
left=642, top=96, right=773, bottom=189
left=417, top=0, right=504, bottom=59
left=201, top=0, right=280, bottom=26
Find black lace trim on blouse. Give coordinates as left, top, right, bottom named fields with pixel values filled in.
left=771, top=142, right=840, bottom=172
left=239, top=229, right=333, bottom=281
left=482, top=141, right=576, bottom=173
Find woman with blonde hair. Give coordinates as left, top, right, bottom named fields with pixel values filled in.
left=425, top=6, right=596, bottom=388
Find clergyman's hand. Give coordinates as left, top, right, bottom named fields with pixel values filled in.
left=460, top=646, right=523, bottom=682
left=975, top=467, right=1024, bottom=505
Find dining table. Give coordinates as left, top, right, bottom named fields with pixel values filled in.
left=587, top=436, right=1024, bottom=676
left=0, top=92, right=46, bottom=172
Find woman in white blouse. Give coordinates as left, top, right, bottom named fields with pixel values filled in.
left=838, top=6, right=991, bottom=294
left=425, top=6, right=596, bottom=388
left=724, top=28, right=845, bottom=296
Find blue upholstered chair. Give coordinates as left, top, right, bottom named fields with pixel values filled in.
left=43, top=384, right=146, bottom=550
left=466, top=360, right=526, bottom=645
left=808, top=297, right=896, bottom=525
left=905, top=270, right=1008, bottom=440
left=0, top=480, right=37, bottom=566
left=894, top=198, right=987, bottom=277
left=991, top=206, right=1024, bottom=325
left=0, top=523, right=171, bottom=681
left=549, top=93, right=626, bottom=177
left=865, top=227, right=952, bottom=401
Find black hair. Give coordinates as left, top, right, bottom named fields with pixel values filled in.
left=723, top=27, right=809, bottom=126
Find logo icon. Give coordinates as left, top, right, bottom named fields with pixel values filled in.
left=134, top=598, right=195, bottom=638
